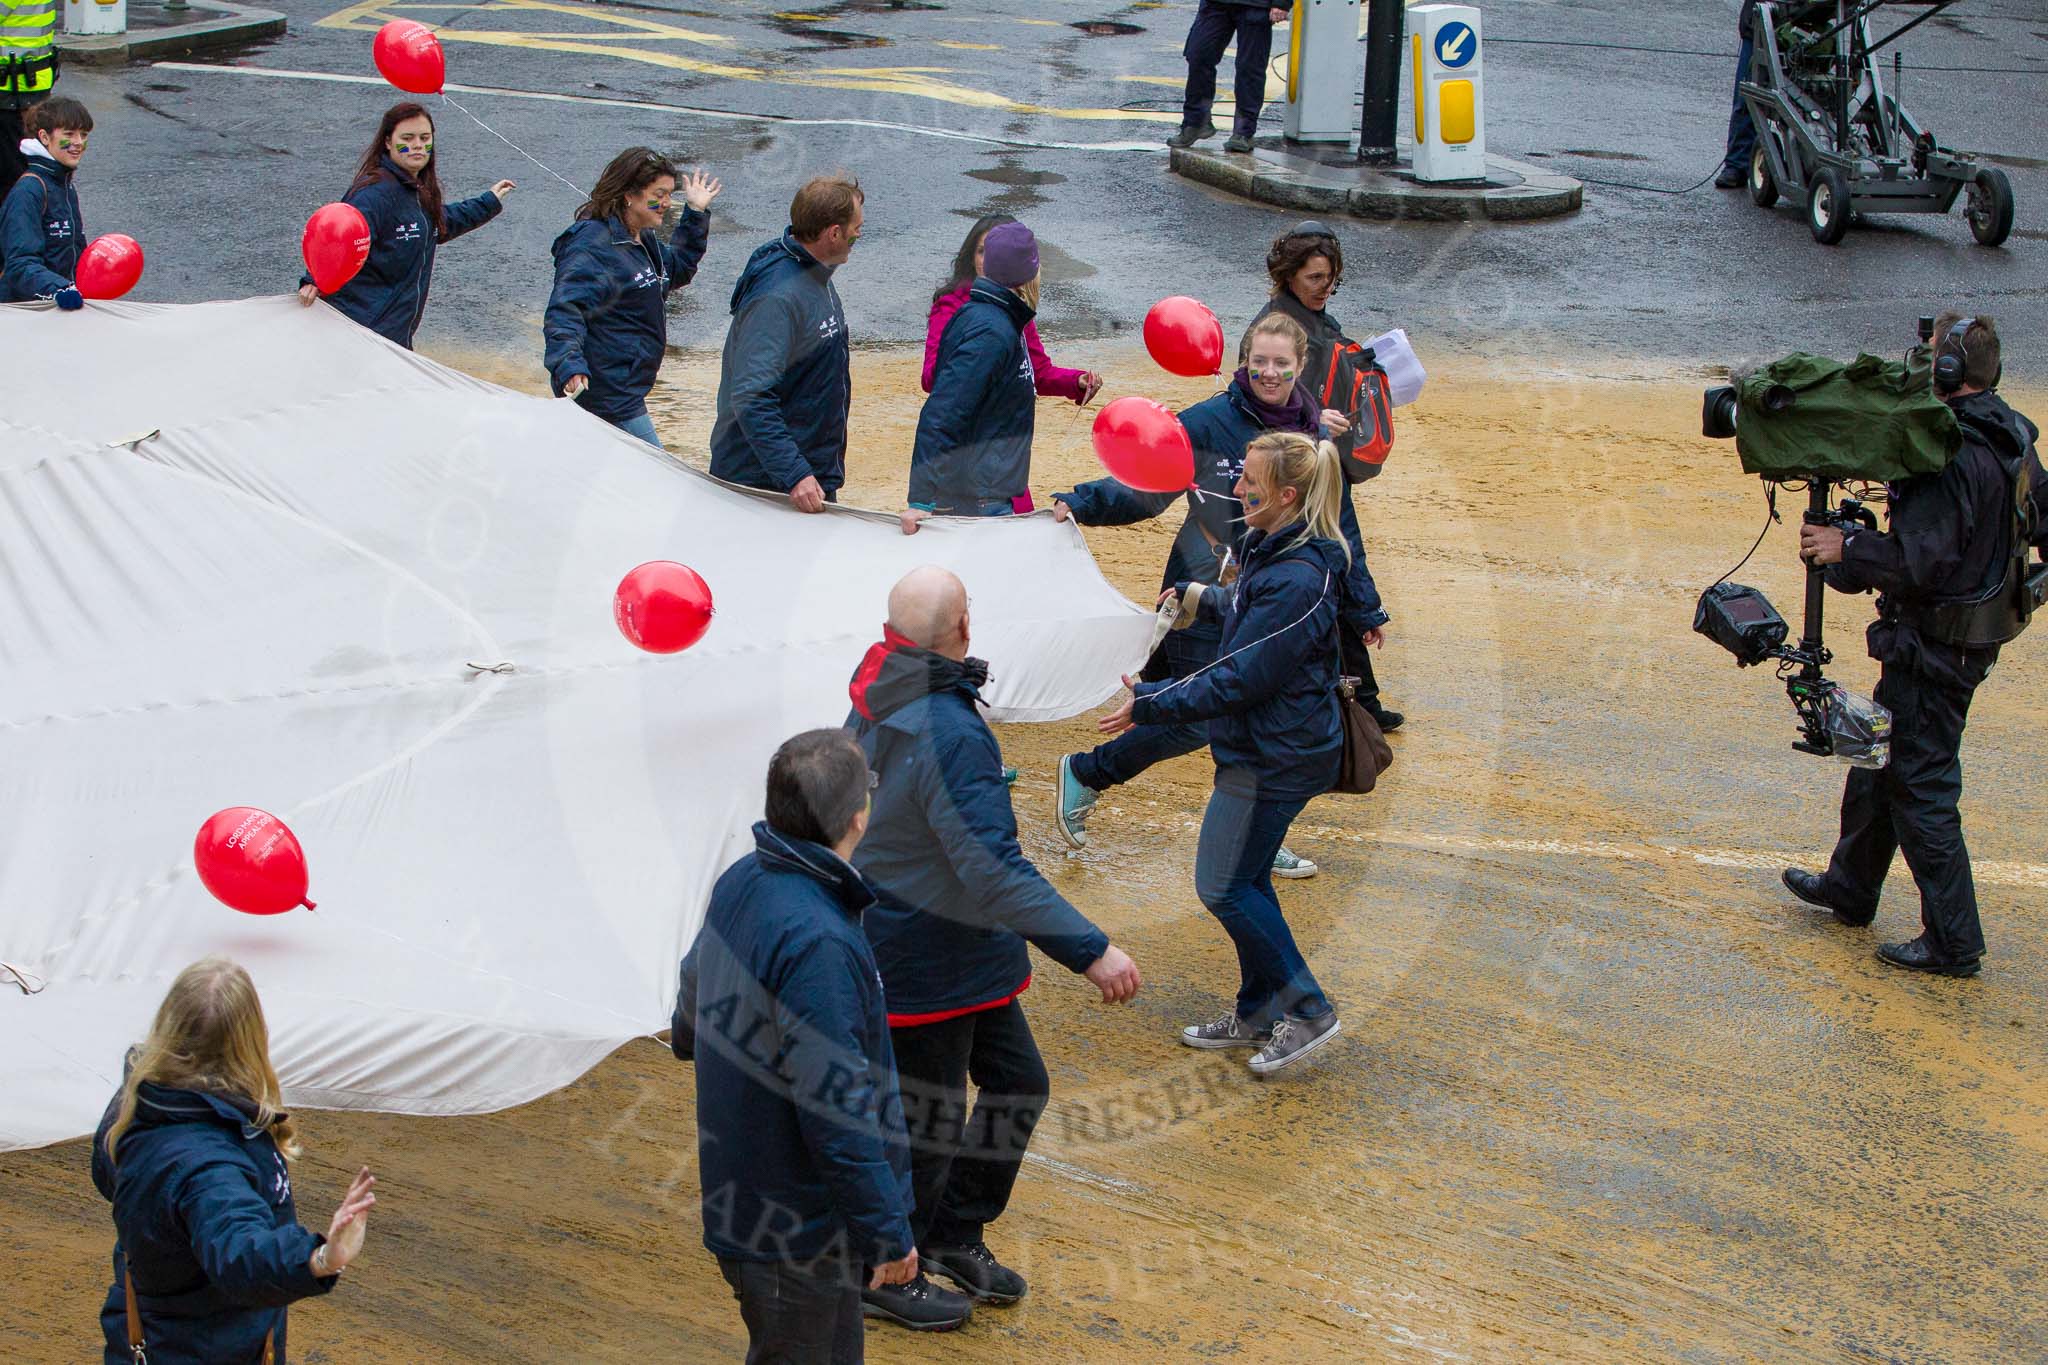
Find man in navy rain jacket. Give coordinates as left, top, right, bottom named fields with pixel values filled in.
left=844, top=565, right=1141, bottom=1325
left=686, top=728, right=921, bottom=1359
left=0, top=95, right=87, bottom=306
left=709, top=174, right=861, bottom=514
left=906, top=221, right=1041, bottom=519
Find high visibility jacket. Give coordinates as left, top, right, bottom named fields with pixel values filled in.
left=0, top=0, right=57, bottom=103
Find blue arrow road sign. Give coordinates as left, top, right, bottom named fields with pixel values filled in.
left=1436, top=20, right=1476, bottom=69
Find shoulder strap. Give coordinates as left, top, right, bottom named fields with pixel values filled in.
left=124, top=1257, right=146, bottom=1363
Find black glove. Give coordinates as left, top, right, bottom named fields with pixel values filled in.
left=55, top=285, right=83, bottom=311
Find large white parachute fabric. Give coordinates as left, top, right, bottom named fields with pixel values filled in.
left=0, top=298, right=1151, bottom=1151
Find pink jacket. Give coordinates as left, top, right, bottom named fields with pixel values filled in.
left=922, top=284, right=1088, bottom=403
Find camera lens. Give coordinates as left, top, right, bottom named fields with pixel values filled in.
left=1702, top=386, right=1739, bottom=440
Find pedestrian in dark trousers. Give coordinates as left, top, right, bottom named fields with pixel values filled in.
left=297, top=102, right=514, bottom=349
left=900, top=221, right=1043, bottom=530
left=1050, top=312, right=1387, bottom=882
left=545, top=147, right=720, bottom=449
left=0, top=94, right=86, bottom=307
left=1170, top=2, right=1289, bottom=153
left=92, top=958, right=378, bottom=1365
left=845, top=566, right=1142, bottom=1329
left=709, top=174, right=862, bottom=514
left=1785, top=314, right=2048, bottom=976
left=676, top=730, right=919, bottom=1364
left=1098, top=433, right=1357, bottom=1074
left=1, top=0, right=57, bottom=192
left=1716, top=0, right=1761, bottom=189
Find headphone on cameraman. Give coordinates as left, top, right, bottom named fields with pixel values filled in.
left=1933, top=316, right=2000, bottom=395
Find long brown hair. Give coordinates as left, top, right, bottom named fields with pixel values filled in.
left=578, top=147, right=678, bottom=226
left=103, top=958, right=299, bottom=1167
left=934, top=212, right=1014, bottom=304
left=1245, top=432, right=1351, bottom=563
left=352, top=102, right=446, bottom=237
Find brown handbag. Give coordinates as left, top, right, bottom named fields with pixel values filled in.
left=1331, top=674, right=1393, bottom=794
left=126, top=1258, right=276, bottom=1365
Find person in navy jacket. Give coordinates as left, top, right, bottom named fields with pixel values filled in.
left=296, top=102, right=512, bottom=349
left=901, top=221, right=1042, bottom=525
left=1050, top=313, right=1388, bottom=872
left=92, top=957, right=377, bottom=1365
left=544, top=146, right=717, bottom=448
left=0, top=95, right=90, bottom=307
left=708, top=174, right=861, bottom=513
left=845, top=565, right=1142, bottom=1326
left=681, top=729, right=921, bottom=1361
left=1098, top=433, right=1355, bottom=1077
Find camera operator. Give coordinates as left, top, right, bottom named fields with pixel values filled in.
left=1785, top=314, right=2045, bottom=977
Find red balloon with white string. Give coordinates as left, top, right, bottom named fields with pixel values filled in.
left=373, top=19, right=445, bottom=95
left=194, top=808, right=315, bottom=916
left=1091, top=397, right=1194, bottom=493
left=615, top=562, right=715, bottom=654
left=1143, top=296, right=1224, bottom=377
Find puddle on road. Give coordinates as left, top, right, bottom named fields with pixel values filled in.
left=767, top=16, right=890, bottom=48
left=1071, top=20, right=1145, bottom=36
left=1562, top=148, right=1652, bottom=163
left=966, top=166, right=1069, bottom=188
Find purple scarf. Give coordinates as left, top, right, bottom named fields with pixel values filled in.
left=1232, top=370, right=1320, bottom=435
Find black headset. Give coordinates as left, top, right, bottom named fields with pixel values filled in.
left=1933, top=316, right=2000, bottom=395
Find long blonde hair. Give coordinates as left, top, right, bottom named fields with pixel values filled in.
left=103, top=957, right=298, bottom=1167
left=1244, top=432, right=1351, bottom=563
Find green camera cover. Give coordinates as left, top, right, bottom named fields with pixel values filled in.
left=1734, top=347, right=1960, bottom=484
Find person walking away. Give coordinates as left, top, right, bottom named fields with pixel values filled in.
left=1170, top=3, right=1289, bottom=153
left=847, top=566, right=1142, bottom=1327
left=709, top=174, right=861, bottom=513
left=1716, top=2, right=1761, bottom=189
left=0, top=95, right=87, bottom=307
left=1097, top=433, right=1353, bottom=1074
left=1251, top=220, right=1404, bottom=731
left=1784, top=314, right=2048, bottom=976
left=544, top=147, right=719, bottom=448
left=93, top=957, right=377, bottom=1364
left=0, top=0, right=56, bottom=190
left=296, top=102, right=513, bottom=349
left=901, top=221, right=1043, bottom=527
left=1051, top=313, right=1388, bottom=878
left=687, top=729, right=918, bottom=1363
left=923, top=213, right=1099, bottom=408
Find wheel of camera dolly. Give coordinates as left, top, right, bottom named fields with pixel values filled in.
left=1750, top=142, right=1779, bottom=209
left=1807, top=166, right=1851, bottom=246
left=1966, top=168, right=2014, bottom=248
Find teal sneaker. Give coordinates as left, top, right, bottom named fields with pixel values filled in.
left=1272, top=846, right=1318, bottom=879
left=1055, top=754, right=1098, bottom=848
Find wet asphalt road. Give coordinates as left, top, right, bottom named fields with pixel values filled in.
left=50, top=0, right=2048, bottom=374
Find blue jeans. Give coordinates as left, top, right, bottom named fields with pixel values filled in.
left=1071, top=630, right=1214, bottom=791
left=1722, top=37, right=1756, bottom=175
left=1193, top=778, right=1331, bottom=1024
left=612, top=410, right=664, bottom=449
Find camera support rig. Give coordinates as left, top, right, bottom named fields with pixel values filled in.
left=1783, top=487, right=1878, bottom=756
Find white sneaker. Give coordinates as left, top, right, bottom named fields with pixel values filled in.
left=1271, top=846, right=1317, bottom=879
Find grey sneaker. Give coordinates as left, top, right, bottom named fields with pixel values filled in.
left=1271, top=846, right=1317, bottom=879
left=1248, top=1012, right=1342, bottom=1076
left=1055, top=754, right=1097, bottom=848
left=1181, top=1011, right=1273, bottom=1050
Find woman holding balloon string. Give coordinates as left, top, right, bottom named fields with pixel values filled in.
left=1050, top=313, right=1386, bottom=875
left=297, top=101, right=514, bottom=350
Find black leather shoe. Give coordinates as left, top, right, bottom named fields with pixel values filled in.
left=861, top=1273, right=973, bottom=1331
left=1714, top=165, right=1745, bottom=189
left=1167, top=120, right=1217, bottom=149
left=1781, top=867, right=1874, bottom=927
left=1369, top=705, right=1405, bottom=733
left=924, top=1240, right=1027, bottom=1305
left=1877, top=935, right=1981, bottom=978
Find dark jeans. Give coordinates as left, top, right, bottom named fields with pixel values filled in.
left=1072, top=630, right=1213, bottom=791
left=1181, top=0, right=1274, bottom=137
left=889, top=1000, right=1048, bottom=1248
left=1821, top=658, right=1988, bottom=960
left=1721, top=37, right=1757, bottom=175
left=1194, top=777, right=1331, bottom=1022
left=717, top=1257, right=864, bottom=1365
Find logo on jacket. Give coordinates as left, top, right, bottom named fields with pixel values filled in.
left=393, top=221, right=423, bottom=244
left=270, top=1152, right=291, bottom=1204
left=631, top=266, right=662, bottom=290
left=46, top=219, right=72, bottom=240
left=817, top=313, right=842, bottom=341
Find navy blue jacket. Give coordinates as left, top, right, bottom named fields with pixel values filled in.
left=0, top=148, right=81, bottom=301
left=708, top=231, right=852, bottom=494
left=1061, top=381, right=1389, bottom=643
left=543, top=206, right=710, bottom=423
left=1133, top=522, right=1351, bottom=800
left=908, top=279, right=1037, bottom=513
left=92, top=1078, right=335, bottom=1365
left=847, top=631, right=1109, bottom=1021
left=311, top=157, right=502, bottom=348
left=689, top=823, right=915, bottom=1267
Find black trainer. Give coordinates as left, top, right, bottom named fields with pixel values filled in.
left=861, top=1273, right=973, bottom=1331
left=923, top=1240, right=1027, bottom=1305
left=1370, top=705, right=1405, bottom=733
left=1781, top=867, right=1874, bottom=927
left=1877, top=935, right=1982, bottom=978
left=1714, top=165, right=1745, bottom=189
left=1167, top=120, right=1217, bottom=149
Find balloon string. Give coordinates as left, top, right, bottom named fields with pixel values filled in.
left=440, top=90, right=588, bottom=200
left=1, top=960, right=45, bottom=995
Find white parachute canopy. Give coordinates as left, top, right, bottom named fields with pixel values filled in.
left=0, top=297, right=1150, bottom=1151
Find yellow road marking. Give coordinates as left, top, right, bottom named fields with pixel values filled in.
left=935, top=39, right=998, bottom=51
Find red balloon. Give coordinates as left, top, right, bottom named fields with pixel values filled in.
left=615, top=561, right=715, bottom=654
left=1092, top=397, right=1194, bottom=493
left=75, top=234, right=143, bottom=300
left=373, top=20, right=445, bottom=95
left=1143, top=295, right=1224, bottom=377
left=194, top=808, right=315, bottom=916
left=301, top=203, right=372, bottom=295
